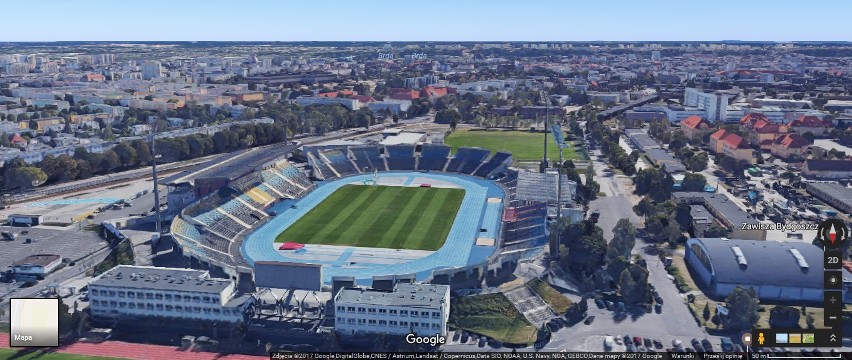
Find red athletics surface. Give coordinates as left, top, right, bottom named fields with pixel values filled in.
left=1, top=333, right=267, bottom=360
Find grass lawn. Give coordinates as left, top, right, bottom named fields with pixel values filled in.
left=0, top=349, right=125, bottom=360
left=449, top=293, right=538, bottom=344
left=276, top=185, right=464, bottom=251
left=527, top=279, right=572, bottom=314
left=446, top=129, right=584, bottom=162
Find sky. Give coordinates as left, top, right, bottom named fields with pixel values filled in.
left=3, top=0, right=851, bottom=42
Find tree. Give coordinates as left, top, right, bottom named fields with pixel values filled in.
left=56, top=154, right=78, bottom=181
left=632, top=197, right=656, bottom=217
left=704, top=225, right=729, bottom=238
left=112, top=142, right=138, bottom=168
left=607, top=218, right=636, bottom=262
left=644, top=216, right=665, bottom=242
left=132, top=140, right=152, bottom=166
left=101, top=126, right=115, bottom=140
left=664, top=220, right=684, bottom=246
left=769, top=306, right=800, bottom=328
left=801, top=131, right=815, bottom=143
left=97, top=150, right=121, bottom=174
left=618, top=263, right=650, bottom=304
left=434, top=109, right=461, bottom=125
left=723, top=286, right=760, bottom=331
left=681, top=173, right=707, bottom=192
left=703, top=303, right=711, bottom=321
left=6, top=166, right=48, bottom=189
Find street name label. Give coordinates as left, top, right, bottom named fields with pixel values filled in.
left=10, top=298, right=59, bottom=347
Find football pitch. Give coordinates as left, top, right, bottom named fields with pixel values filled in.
left=446, top=129, right=583, bottom=162
left=275, top=185, right=465, bottom=251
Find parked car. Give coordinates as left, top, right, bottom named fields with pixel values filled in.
left=701, top=339, right=713, bottom=352
left=604, top=336, right=614, bottom=351
left=583, top=316, right=595, bottom=325
left=643, top=338, right=652, bottom=348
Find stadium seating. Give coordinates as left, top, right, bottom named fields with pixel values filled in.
left=446, top=147, right=490, bottom=174
left=274, top=162, right=313, bottom=190
left=385, top=144, right=416, bottom=170
left=319, top=149, right=359, bottom=176
left=219, top=199, right=263, bottom=226
left=418, top=144, right=451, bottom=171
left=350, top=145, right=386, bottom=172
left=474, top=152, right=512, bottom=178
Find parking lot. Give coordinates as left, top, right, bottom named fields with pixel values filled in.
left=0, top=225, right=108, bottom=269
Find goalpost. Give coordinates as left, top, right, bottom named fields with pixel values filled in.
left=362, top=168, right=378, bottom=185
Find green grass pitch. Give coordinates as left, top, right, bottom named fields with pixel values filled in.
left=445, top=129, right=582, bottom=162
left=275, top=185, right=464, bottom=251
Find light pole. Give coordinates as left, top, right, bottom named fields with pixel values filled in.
left=150, top=120, right=162, bottom=235
left=541, top=92, right=549, bottom=173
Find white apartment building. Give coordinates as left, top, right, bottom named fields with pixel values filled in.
left=334, top=283, right=450, bottom=337
left=684, top=88, right=729, bottom=123
left=88, top=265, right=255, bottom=323
left=141, top=61, right=162, bottom=80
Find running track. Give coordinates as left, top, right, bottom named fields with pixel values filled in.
left=0, top=333, right=267, bottom=360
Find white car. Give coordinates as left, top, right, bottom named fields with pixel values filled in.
left=604, top=336, right=614, bottom=351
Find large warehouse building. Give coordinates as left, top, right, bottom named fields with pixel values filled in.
left=684, top=238, right=837, bottom=303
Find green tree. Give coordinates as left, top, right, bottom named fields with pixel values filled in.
left=101, top=126, right=115, bottom=140
left=618, top=263, right=650, bottom=304
left=112, top=142, right=138, bottom=168
left=769, top=306, right=800, bottom=328
left=132, top=140, right=152, bottom=166
left=681, top=173, right=707, bottom=192
left=56, top=154, right=78, bottom=181
left=435, top=108, right=461, bottom=125
left=723, top=286, right=760, bottom=331
left=664, top=220, right=683, bottom=246
left=7, top=166, right=48, bottom=189
left=98, top=150, right=121, bottom=173
left=703, top=303, right=711, bottom=321
left=607, top=218, right=636, bottom=262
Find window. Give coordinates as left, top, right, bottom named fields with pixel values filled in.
left=400, top=310, right=408, bottom=316
left=155, top=304, right=164, bottom=311
left=128, top=303, right=136, bottom=309
left=337, top=317, right=344, bottom=323
left=378, top=309, right=387, bottom=315
left=432, top=312, right=440, bottom=318
left=357, top=319, right=366, bottom=325
left=109, top=301, right=117, bottom=307
left=164, top=294, right=172, bottom=301
left=410, top=311, right=418, bottom=317
left=136, top=291, right=144, bottom=298
left=119, top=302, right=126, bottom=308
left=378, top=320, right=387, bottom=326
left=118, top=291, right=126, bottom=298
left=165, top=305, right=173, bottom=311
left=348, top=318, right=355, bottom=324
left=155, top=294, right=163, bottom=300
left=368, top=320, right=376, bottom=326
left=91, top=289, right=99, bottom=296
left=146, top=293, right=153, bottom=300
left=108, top=291, right=116, bottom=297
left=91, top=300, right=99, bottom=306
left=367, top=308, right=376, bottom=314
left=400, top=321, right=409, bottom=327
left=128, top=292, right=135, bottom=299
left=175, top=306, right=183, bottom=312
left=347, top=307, right=355, bottom=312
left=194, top=307, right=201, bottom=313
left=389, top=309, right=397, bottom=315
left=389, top=321, right=398, bottom=326
left=213, top=309, right=220, bottom=314
left=337, top=306, right=344, bottom=312
left=357, top=307, right=366, bottom=314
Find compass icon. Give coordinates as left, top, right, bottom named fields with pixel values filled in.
left=817, top=218, right=849, bottom=249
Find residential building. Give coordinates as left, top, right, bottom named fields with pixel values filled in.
left=680, top=115, right=711, bottom=140
left=293, top=96, right=361, bottom=110
left=708, top=130, right=756, bottom=163
left=770, top=133, right=809, bottom=161
left=141, top=61, right=162, bottom=80
left=787, top=116, right=831, bottom=137
left=88, top=265, right=255, bottom=323
left=739, top=113, right=789, bottom=150
left=334, top=283, right=450, bottom=337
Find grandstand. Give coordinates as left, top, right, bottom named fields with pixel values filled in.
left=418, top=144, right=451, bottom=171
left=350, top=145, right=387, bottom=172
left=385, top=144, right=416, bottom=170
left=500, top=202, right=547, bottom=255
left=446, top=147, right=490, bottom=174
left=169, top=160, right=314, bottom=271
left=474, top=151, right=512, bottom=178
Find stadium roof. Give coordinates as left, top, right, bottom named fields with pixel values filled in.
left=169, top=143, right=298, bottom=184
left=688, top=238, right=826, bottom=289
left=335, top=283, right=449, bottom=309
left=90, top=265, right=231, bottom=294
left=380, top=132, right=425, bottom=146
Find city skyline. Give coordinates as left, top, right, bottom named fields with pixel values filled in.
left=3, top=0, right=852, bottom=42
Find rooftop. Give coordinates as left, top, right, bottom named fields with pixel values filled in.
left=89, top=265, right=232, bottom=294
left=335, top=283, right=449, bottom=309
left=806, top=182, right=852, bottom=208
left=688, top=238, right=827, bottom=288
left=672, top=192, right=757, bottom=227
left=12, top=254, right=61, bottom=267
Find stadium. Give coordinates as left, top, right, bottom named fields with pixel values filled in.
left=168, top=142, right=549, bottom=290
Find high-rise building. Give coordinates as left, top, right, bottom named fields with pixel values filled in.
left=4, top=63, right=30, bottom=75
left=684, top=88, right=729, bottom=123
left=141, top=61, right=162, bottom=80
